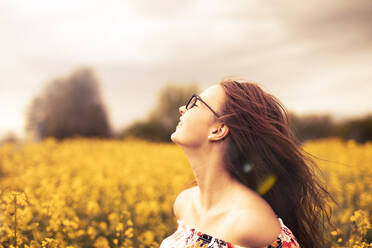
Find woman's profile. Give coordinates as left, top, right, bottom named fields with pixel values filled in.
left=160, top=79, right=334, bottom=248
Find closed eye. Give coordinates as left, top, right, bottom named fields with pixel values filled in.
left=188, top=100, right=198, bottom=109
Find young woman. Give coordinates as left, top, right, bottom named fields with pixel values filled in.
left=160, top=79, right=334, bottom=248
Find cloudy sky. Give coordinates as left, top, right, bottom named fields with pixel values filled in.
left=1, top=0, right=371, bottom=138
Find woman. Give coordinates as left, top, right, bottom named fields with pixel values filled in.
left=160, top=79, right=334, bottom=248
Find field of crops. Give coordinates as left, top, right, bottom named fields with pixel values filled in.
left=0, top=138, right=371, bottom=248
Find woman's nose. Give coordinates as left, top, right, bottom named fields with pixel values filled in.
left=179, top=105, right=186, bottom=115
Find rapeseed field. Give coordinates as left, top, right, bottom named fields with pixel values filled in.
left=0, top=138, right=371, bottom=248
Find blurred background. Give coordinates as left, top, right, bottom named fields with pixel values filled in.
left=1, top=0, right=372, bottom=144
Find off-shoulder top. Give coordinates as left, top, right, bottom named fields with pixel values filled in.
left=159, top=217, right=300, bottom=248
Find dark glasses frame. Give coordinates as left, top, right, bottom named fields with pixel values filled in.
left=185, top=93, right=220, bottom=118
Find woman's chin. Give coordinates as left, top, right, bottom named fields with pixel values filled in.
left=170, top=130, right=178, bottom=143
left=171, top=128, right=184, bottom=144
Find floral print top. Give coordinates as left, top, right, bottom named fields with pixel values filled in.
left=159, top=217, right=300, bottom=248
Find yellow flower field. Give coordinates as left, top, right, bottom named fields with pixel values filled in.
left=0, top=137, right=371, bottom=248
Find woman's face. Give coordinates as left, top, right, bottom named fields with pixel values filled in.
left=171, top=84, right=226, bottom=147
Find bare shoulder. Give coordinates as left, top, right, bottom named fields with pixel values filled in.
left=225, top=202, right=281, bottom=248
left=173, top=186, right=197, bottom=219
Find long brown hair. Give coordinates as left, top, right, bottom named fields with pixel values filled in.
left=184, top=79, right=336, bottom=248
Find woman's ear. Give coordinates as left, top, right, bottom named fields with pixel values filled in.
left=208, top=123, right=229, bottom=141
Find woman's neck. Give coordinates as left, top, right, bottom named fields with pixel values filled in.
left=183, top=144, right=247, bottom=217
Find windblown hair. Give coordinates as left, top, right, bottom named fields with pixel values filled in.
left=184, top=79, right=336, bottom=248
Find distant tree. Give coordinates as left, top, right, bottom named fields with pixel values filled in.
left=288, top=112, right=335, bottom=142
left=335, top=114, right=372, bottom=143
left=147, top=83, right=199, bottom=130
left=25, top=67, right=112, bottom=140
left=120, top=83, right=199, bottom=142
left=25, top=96, right=47, bottom=140
left=120, top=120, right=170, bottom=142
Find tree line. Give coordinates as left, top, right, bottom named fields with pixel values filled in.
left=1, top=67, right=371, bottom=145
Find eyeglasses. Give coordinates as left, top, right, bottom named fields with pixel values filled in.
left=185, top=93, right=220, bottom=118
